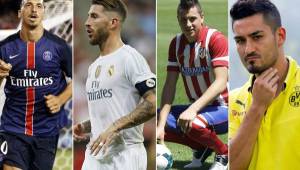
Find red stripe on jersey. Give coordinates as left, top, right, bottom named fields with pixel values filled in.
left=25, top=42, right=35, bottom=136
left=199, top=56, right=212, bottom=91
left=27, top=42, right=35, bottom=69
left=190, top=46, right=202, bottom=98
left=25, top=87, right=35, bottom=136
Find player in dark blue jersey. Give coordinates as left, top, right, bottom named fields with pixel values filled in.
left=0, top=0, right=72, bottom=169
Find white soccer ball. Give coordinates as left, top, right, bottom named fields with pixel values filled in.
left=156, top=144, right=173, bottom=170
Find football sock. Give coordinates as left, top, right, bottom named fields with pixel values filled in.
left=186, top=124, right=228, bottom=155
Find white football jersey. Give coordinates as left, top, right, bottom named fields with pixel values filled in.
left=86, top=45, right=155, bottom=148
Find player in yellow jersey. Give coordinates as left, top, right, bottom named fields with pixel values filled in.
left=229, top=0, right=300, bottom=169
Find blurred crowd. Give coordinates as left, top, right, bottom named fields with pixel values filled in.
left=73, top=1, right=156, bottom=170
left=0, top=0, right=22, bottom=29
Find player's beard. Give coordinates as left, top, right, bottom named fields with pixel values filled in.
left=246, top=54, right=277, bottom=74
left=90, top=28, right=109, bottom=46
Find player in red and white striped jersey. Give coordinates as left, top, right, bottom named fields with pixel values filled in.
left=157, top=0, right=228, bottom=169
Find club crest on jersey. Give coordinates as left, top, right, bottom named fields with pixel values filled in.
left=95, top=65, right=101, bottom=78
left=108, top=65, right=114, bottom=76
left=289, top=86, right=300, bottom=107
left=43, top=51, right=52, bottom=61
left=197, top=47, right=207, bottom=59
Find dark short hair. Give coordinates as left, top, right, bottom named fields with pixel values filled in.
left=177, top=0, right=203, bottom=16
left=230, top=0, right=281, bottom=32
left=92, top=0, right=127, bottom=22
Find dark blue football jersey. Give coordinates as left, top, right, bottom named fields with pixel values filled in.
left=0, top=30, right=72, bottom=136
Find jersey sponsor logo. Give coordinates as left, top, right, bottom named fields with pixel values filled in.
left=146, top=79, right=155, bottom=88
left=108, top=65, right=114, bottom=76
left=289, top=86, right=300, bottom=107
left=181, top=66, right=210, bottom=76
left=42, top=51, right=52, bottom=61
left=88, top=81, right=113, bottom=101
left=232, top=109, right=246, bottom=117
left=9, top=69, right=53, bottom=87
left=9, top=54, right=19, bottom=59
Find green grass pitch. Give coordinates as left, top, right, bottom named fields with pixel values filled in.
left=157, top=0, right=228, bottom=169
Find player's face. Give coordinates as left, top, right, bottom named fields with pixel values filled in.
left=177, top=6, right=204, bottom=43
left=233, top=14, right=283, bottom=74
left=19, top=0, right=44, bottom=28
left=85, top=5, right=110, bottom=45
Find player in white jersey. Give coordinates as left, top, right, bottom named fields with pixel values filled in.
left=73, top=0, right=156, bottom=170
left=157, top=0, right=228, bottom=169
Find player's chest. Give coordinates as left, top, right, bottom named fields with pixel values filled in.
left=176, top=44, right=212, bottom=74
left=4, top=43, right=60, bottom=76
left=86, top=63, right=126, bottom=91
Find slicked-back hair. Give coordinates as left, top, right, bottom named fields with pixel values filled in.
left=177, top=0, right=203, bottom=16
left=92, top=0, right=127, bottom=22
left=230, top=0, right=281, bottom=32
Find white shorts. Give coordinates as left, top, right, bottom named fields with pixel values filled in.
left=82, top=143, right=147, bottom=170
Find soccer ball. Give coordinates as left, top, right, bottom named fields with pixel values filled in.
left=157, top=144, right=173, bottom=170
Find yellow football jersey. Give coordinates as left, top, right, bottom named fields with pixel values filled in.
left=229, top=57, right=300, bottom=170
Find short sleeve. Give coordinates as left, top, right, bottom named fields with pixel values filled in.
left=167, top=37, right=180, bottom=72
left=209, top=32, right=228, bottom=68
left=125, top=50, right=155, bottom=86
left=60, top=42, right=72, bottom=78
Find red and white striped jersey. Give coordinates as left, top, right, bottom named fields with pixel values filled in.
left=167, top=26, right=228, bottom=105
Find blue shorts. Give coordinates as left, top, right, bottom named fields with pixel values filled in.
left=159, top=105, right=228, bottom=134
left=2, top=132, right=58, bottom=170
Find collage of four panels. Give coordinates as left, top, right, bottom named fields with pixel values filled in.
left=0, top=0, right=299, bottom=170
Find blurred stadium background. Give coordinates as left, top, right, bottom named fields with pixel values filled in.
left=0, top=0, right=72, bottom=169
left=229, top=0, right=300, bottom=89
left=73, top=0, right=156, bottom=170
left=157, top=0, right=228, bottom=169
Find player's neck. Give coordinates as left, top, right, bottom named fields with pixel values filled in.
left=99, top=35, right=124, bottom=57
left=20, top=25, right=44, bottom=42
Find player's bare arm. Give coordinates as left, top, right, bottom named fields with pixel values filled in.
left=229, top=67, right=279, bottom=170
left=0, top=59, right=12, bottom=85
left=73, top=120, right=91, bottom=142
left=177, top=66, right=228, bottom=133
left=45, top=81, right=72, bottom=114
left=90, top=88, right=156, bottom=155
left=157, top=71, right=179, bottom=142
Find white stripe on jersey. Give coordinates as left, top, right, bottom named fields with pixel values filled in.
left=167, top=61, right=179, bottom=67
left=183, top=43, right=198, bottom=100
left=211, top=56, right=229, bottom=62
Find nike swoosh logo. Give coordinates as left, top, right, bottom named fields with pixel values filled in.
left=9, top=54, right=19, bottom=59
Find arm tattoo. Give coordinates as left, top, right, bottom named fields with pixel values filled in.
left=111, top=89, right=156, bottom=132
left=82, top=120, right=91, bottom=133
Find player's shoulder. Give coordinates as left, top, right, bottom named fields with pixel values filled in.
left=43, top=30, right=69, bottom=47
left=229, top=82, right=250, bottom=101
left=122, top=44, right=144, bottom=59
left=209, top=28, right=227, bottom=41
left=0, top=32, right=19, bottom=47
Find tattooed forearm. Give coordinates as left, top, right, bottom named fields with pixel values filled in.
left=82, top=120, right=91, bottom=133
left=109, top=89, right=156, bottom=132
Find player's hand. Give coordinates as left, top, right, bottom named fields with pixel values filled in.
left=177, top=107, right=197, bottom=134
left=44, top=94, right=63, bottom=114
left=0, top=59, right=12, bottom=78
left=252, top=67, right=279, bottom=110
left=90, top=127, right=119, bottom=156
left=157, top=125, right=165, bottom=144
left=73, top=123, right=89, bottom=142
